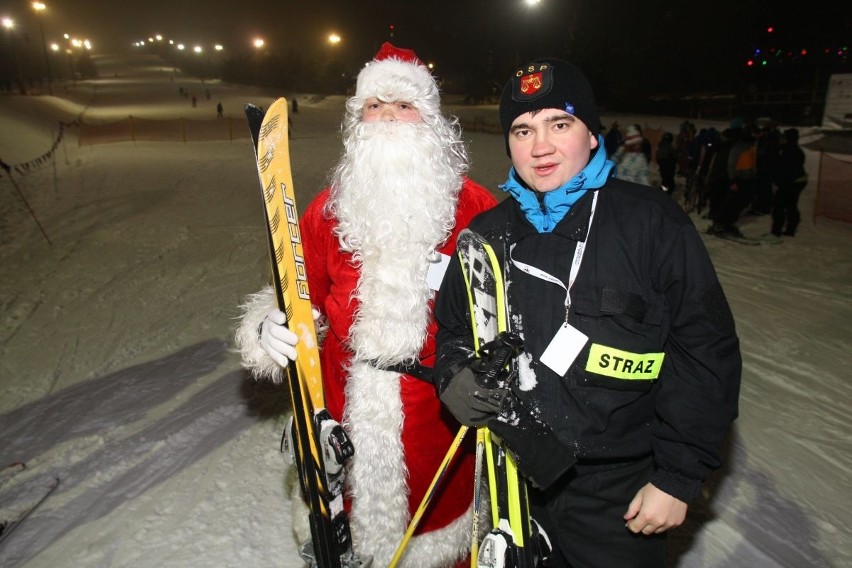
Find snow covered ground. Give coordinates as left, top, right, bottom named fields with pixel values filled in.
left=1, top=54, right=850, bottom=568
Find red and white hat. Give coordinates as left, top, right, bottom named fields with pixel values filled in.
left=624, top=125, right=642, bottom=146
left=354, top=42, right=440, bottom=118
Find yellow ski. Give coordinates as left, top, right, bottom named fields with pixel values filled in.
left=246, top=98, right=368, bottom=568
left=455, top=228, right=549, bottom=568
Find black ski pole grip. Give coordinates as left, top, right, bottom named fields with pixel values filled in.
left=474, top=331, right=524, bottom=388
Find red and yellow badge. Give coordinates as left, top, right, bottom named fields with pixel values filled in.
left=512, top=63, right=553, bottom=101
left=520, top=72, right=544, bottom=95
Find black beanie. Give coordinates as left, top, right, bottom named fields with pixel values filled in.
left=499, top=59, right=600, bottom=153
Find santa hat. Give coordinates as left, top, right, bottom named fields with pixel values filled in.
left=623, top=125, right=642, bottom=146
left=354, top=42, right=441, bottom=118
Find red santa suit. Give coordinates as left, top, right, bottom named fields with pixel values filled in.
left=304, top=181, right=494, bottom=566
left=235, top=43, right=497, bottom=567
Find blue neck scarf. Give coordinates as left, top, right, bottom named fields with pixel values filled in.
left=500, top=135, right=614, bottom=233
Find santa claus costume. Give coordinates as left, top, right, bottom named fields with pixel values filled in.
left=235, top=43, right=496, bottom=567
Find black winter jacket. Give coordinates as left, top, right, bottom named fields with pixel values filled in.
left=434, top=178, right=741, bottom=502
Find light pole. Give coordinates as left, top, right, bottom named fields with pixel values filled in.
left=524, top=0, right=541, bottom=62
left=65, top=48, right=75, bottom=84
left=326, top=33, right=342, bottom=93
left=32, top=2, right=53, bottom=95
left=2, top=17, right=27, bottom=94
left=251, top=37, right=266, bottom=86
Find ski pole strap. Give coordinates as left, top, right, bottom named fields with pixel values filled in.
left=379, top=361, right=435, bottom=384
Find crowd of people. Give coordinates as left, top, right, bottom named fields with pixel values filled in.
left=603, top=117, right=808, bottom=238
left=234, top=46, right=744, bottom=567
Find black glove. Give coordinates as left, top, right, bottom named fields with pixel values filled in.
left=439, top=366, right=511, bottom=427
left=436, top=332, right=523, bottom=427
left=487, top=414, right=577, bottom=490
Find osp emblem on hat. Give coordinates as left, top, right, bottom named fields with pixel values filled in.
left=512, top=63, right=553, bottom=101
left=499, top=58, right=601, bottom=149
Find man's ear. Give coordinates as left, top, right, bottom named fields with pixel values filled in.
left=590, top=131, right=599, bottom=149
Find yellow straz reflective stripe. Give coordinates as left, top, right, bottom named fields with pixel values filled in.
left=585, top=344, right=665, bottom=380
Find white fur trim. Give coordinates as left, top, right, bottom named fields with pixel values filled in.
left=343, top=361, right=479, bottom=567
left=396, top=501, right=477, bottom=568
left=354, top=57, right=441, bottom=120
left=344, top=361, right=409, bottom=564
left=292, top=472, right=478, bottom=567
left=289, top=426, right=481, bottom=568
left=233, top=285, right=328, bottom=382
left=233, top=285, right=285, bottom=382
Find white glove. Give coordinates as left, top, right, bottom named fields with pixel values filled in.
left=260, top=308, right=298, bottom=367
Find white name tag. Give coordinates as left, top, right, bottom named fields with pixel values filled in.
left=426, top=253, right=451, bottom=291
left=540, top=322, right=589, bottom=376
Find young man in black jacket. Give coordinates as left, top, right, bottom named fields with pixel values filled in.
left=434, top=59, right=742, bottom=567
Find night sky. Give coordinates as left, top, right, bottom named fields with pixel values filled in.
left=2, top=0, right=849, bottom=103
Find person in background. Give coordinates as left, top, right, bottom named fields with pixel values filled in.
left=604, top=120, right=623, bottom=156
left=707, top=120, right=757, bottom=237
left=749, top=122, right=780, bottom=216
left=234, top=43, right=497, bottom=567
left=675, top=120, right=696, bottom=178
left=656, top=131, right=678, bottom=195
left=770, top=128, right=808, bottom=237
left=688, top=126, right=721, bottom=214
left=636, top=123, right=653, bottom=165
left=612, top=124, right=651, bottom=185
left=434, top=58, right=741, bottom=568
left=704, top=126, right=738, bottom=229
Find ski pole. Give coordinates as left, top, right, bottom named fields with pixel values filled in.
left=470, top=426, right=486, bottom=567
left=388, top=424, right=470, bottom=568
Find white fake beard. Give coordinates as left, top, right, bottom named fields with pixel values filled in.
left=327, top=120, right=462, bottom=366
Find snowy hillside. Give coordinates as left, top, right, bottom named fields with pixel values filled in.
left=1, top=54, right=850, bottom=568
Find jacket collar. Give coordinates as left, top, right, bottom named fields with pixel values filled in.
left=499, top=135, right=613, bottom=234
